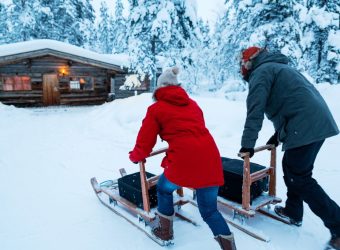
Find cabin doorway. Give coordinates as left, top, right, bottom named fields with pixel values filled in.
left=43, top=74, right=60, bottom=106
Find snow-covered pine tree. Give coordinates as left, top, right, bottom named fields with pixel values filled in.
left=71, top=0, right=95, bottom=47
left=305, top=0, right=339, bottom=84
left=324, top=0, right=340, bottom=83
left=181, top=18, right=211, bottom=93
left=211, top=0, right=258, bottom=82
left=0, top=3, right=10, bottom=45
left=168, top=1, right=200, bottom=68
left=9, top=0, right=38, bottom=42
left=215, top=0, right=338, bottom=84
left=51, top=0, right=95, bottom=47
left=97, top=1, right=113, bottom=53
left=127, top=0, right=200, bottom=90
left=127, top=0, right=158, bottom=83
left=214, top=0, right=303, bottom=83
left=34, top=0, right=60, bottom=40
left=210, top=10, right=238, bottom=86
left=111, top=0, right=128, bottom=54
left=251, top=0, right=302, bottom=66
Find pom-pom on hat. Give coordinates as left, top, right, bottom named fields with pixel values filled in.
left=157, top=66, right=180, bottom=87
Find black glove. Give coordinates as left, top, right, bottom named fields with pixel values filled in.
left=239, top=147, right=254, bottom=158
left=266, top=131, right=279, bottom=148
left=132, top=159, right=146, bottom=164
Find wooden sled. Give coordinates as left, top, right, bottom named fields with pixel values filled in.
left=91, top=147, right=198, bottom=246
left=212, top=144, right=292, bottom=242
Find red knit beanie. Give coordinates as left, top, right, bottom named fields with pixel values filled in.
left=240, top=46, right=262, bottom=78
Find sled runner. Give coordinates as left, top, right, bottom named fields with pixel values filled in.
left=90, top=147, right=198, bottom=247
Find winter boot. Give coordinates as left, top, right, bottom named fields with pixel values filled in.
left=151, top=210, right=174, bottom=241
left=274, top=205, right=302, bottom=227
left=214, top=233, right=237, bottom=250
left=326, top=235, right=340, bottom=250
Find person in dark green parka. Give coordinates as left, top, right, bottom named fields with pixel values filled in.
left=239, top=47, right=340, bottom=250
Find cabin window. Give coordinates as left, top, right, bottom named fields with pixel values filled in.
left=2, top=76, right=31, bottom=91
left=69, top=76, right=93, bottom=90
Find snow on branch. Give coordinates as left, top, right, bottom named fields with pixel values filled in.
left=120, top=74, right=142, bottom=90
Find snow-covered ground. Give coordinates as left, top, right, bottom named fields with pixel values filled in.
left=0, top=83, right=339, bottom=250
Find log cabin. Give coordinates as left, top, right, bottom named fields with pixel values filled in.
left=0, top=39, right=150, bottom=107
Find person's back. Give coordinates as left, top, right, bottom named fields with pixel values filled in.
left=134, top=84, right=224, bottom=188
left=151, top=85, right=209, bottom=141
left=239, top=47, right=340, bottom=250
left=243, top=50, right=339, bottom=150
left=129, top=67, right=237, bottom=249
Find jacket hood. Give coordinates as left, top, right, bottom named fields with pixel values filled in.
left=244, top=51, right=289, bottom=82
left=253, top=51, right=289, bottom=70
left=153, top=85, right=190, bottom=106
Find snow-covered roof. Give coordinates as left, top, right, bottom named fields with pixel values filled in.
left=0, top=39, right=129, bottom=72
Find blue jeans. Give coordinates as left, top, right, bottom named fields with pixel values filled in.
left=157, top=174, right=231, bottom=236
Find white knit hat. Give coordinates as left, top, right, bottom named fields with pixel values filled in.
left=157, top=66, right=180, bottom=87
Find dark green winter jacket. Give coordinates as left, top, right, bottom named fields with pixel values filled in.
left=241, top=51, right=339, bottom=151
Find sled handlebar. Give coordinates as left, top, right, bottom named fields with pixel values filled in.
left=142, top=144, right=276, bottom=160
left=237, top=144, right=276, bottom=158
left=147, top=147, right=168, bottom=158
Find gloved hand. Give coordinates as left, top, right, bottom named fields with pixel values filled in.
left=266, top=131, right=279, bottom=148
left=132, top=159, right=146, bottom=164
left=239, top=147, right=254, bottom=158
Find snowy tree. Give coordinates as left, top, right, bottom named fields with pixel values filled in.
left=213, top=0, right=304, bottom=82
left=70, top=0, right=95, bottom=47
left=97, top=1, right=113, bottom=53
left=127, top=0, right=200, bottom=90
left=300, top=0, right=340, bottom=83
left=49, top=0, right=95, bottom=47
left=111, top=0, right=128, bottom=54
left=9, top=0, right=38, bottom=42
left=210, top=0, right=339, bottom=85
left=8, top=0, right=96, bottom=47
left=180, top=19, right=212, bottom=93
left=34, top=0, right=60, bottom=40
left=0, top=3, right=10, bottom=45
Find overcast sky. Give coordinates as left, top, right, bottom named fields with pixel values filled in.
left=195, top=0, right=225, bottom=23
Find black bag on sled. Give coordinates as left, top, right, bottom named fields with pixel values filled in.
left=218, top=157, right=269, bottom=204
left=118, top=172, right=158, bottom=209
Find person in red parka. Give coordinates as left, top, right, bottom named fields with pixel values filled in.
left=129, top=67, right=236, bottom=250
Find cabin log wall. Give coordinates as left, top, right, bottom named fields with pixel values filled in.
left=0, top=54, right=152, bottom=107
left=0, top=56, right=113, bottom=106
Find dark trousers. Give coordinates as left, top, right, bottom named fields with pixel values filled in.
left=282, top=139, right=340, bottom=236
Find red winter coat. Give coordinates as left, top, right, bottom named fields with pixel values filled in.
left=129, top=86, right=224, bottom=188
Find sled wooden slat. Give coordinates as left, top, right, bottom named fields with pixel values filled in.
left=139, top=161, right=151, bottom=213
left=217, top=195, right=281, bottom=217
left=100, top=186, right=155, bottom=221
left=269, top=148, right=276, bottom=196
left=250, top=167, right=271, bottom=183
left=99, top=183, right=191, bottom=222
left=119, top=168, right=127, bottom=177
left=147, top=175, right=159, bottom=188
left=242, top=156, right=251, bottom=211
left=234, top=144, right=279, bottom=212
left=138, top=148, right=188, bottom=213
